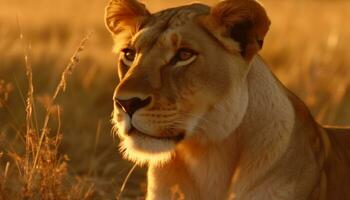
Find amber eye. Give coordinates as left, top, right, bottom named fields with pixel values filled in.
left=172, top=48, right=197, bottom=67
left=176, top=48, right=196, bottom=61
left=121, top=48, right=136, bottom=65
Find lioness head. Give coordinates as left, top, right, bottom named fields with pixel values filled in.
left=105, top=0, right=270, bottom=165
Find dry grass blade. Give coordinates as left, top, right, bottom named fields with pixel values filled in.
left=24, top=56, right=35, bottom=185
left=116, top=163, right=137, bottom=200
left=32, top=32, right=92, bottom=174
left=19, top=16, right=37, bottom=192
left=17, top=31, right=93, bottom=199
left=53, top=32, right=92, bottom=99
left=24, top=54, right=34, bottom=134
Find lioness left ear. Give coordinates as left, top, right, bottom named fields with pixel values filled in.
left=105, top=0, right=150, bottom=35
left=210, top=0, right=270, bottom=61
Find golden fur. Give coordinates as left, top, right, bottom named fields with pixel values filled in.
left=105, top=0, right=350, bottom=199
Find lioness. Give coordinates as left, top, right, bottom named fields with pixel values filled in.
left=105, top=0, right=350, bottom=199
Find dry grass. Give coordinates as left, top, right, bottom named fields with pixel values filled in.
left=2, top=32, right=94, bottom=200
left=0, top=0, right=349, bottom=199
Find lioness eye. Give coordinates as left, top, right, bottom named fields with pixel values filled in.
left=176, top=48, right=195, bottom=61
left=121, top=48, right=136, bottom=65
left=172, top=48, right=197, bottom=67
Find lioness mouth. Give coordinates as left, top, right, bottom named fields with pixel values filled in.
left=128, top=126, right=185, bottom=142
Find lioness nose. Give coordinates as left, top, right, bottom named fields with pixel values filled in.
left=115, top=97, right=151, bottom=117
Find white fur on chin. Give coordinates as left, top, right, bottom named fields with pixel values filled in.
left=119, top=135, right=176, bottom=166
left=113, top=107, right=179, bottom=166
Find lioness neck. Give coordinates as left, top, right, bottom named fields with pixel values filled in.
left=229, top=56, right=296, bottom=198
left=147, top=56, right=317, bottom=200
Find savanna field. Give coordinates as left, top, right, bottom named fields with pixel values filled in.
left=0, top=0, right=349, bottom=199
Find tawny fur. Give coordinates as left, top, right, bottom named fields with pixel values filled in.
left=105, top=0, right=350, bottom=199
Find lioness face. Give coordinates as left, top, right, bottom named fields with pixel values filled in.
left=106, top=0, right=270, bottom=165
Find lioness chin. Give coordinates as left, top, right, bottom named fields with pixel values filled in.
left=105, top=0, right=350, bottom=199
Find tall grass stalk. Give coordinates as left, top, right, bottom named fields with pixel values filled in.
left=18, top=32, right=92, bottom=199
left=31, top=33, right=92, bottom=178
left=116, top=163, right=137, bottom=200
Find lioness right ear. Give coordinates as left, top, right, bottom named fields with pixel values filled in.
left=209, top=0, right=270, bottom=61
left=105, top=0, right=151, bottom=35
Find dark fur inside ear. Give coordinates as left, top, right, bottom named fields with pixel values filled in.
left=209, top=0, right=270, bottom=61
left=230, top=20, right=254, bottom=57
left=257, top=40, right=264, bottom=49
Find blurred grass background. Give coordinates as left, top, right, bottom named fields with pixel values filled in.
left=0, top=0, right=349, bottom=199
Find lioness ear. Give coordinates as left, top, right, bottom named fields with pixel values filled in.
left=105, top=0, right=150, bottom=35
left=210, top=0, right=270, bottom=61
